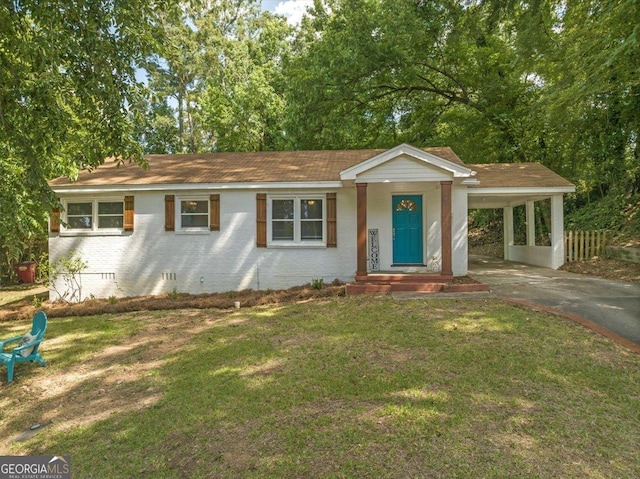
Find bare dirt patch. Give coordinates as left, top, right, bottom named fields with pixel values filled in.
left=0, top=309, right=226, bottom=454
left=560, top=257, right=640, bottom=283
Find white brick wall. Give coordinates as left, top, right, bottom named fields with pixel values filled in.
left=49, top=183, right=470, bottom=300
left=49, top=189, right=358, bottom=300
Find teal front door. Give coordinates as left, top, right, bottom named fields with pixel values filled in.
left=392, top=195, right=424, bottom=264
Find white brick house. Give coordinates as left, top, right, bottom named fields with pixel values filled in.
left=48, top=144, right=575, bottom=300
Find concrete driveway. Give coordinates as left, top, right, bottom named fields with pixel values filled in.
left=469, top=255, right=640, bottom=347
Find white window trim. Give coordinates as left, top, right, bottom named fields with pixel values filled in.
left=61, top=198, right=126, bottom=236
left=267, top=195, right=326, bottom=247
left=175, top=196, right=210, bottom=234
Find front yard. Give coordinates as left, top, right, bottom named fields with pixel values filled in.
left=1, top=296, right=639, bottom=478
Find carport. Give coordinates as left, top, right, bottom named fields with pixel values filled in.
left=467, top=163, right=576, bottom=270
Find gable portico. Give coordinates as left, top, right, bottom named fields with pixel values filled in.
left=340, top=144, right=479, bottom=278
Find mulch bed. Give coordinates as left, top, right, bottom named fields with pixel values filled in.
left=0, top=284, right=346, bottom=322
left=0, top=275, right=490, bottom=322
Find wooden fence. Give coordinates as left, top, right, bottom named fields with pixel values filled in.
left=565, top=230, right=608, bottom=262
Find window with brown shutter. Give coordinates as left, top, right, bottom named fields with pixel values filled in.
left=264, top=194, right=329, bottom=246
left=256, top=193, right=267, bottom=247
left=124, top=196, right=134, bottom=232
left=326, top=193, right=337, bottom=247
left=165, top=195, right=175, bottom=231
left=210, top=194, right=220, bottom=231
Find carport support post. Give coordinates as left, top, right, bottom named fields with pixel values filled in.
left=526, top=201, right=536, bottom=246
left=503, top=206, right=514, bottom=261
left=550, top=194, right=565, bottom=269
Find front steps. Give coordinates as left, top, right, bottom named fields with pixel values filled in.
left=346, top=273, right=490, bottom=295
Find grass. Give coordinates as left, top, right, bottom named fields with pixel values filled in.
left=1, top=296, right=639, bottom=478
left=0, top=283, right=47, bottom=307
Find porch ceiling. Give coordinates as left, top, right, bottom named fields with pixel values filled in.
left=468, top=185, right=575, bottom=209
left=468, top=193, right=556, bottom=209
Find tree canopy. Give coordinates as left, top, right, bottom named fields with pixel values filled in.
left=1, top=0, right=167, bottom=269
left=137, top=0, right=292, bottom=153
left=284, top=0, right=639, bottom=195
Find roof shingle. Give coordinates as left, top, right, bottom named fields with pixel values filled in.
left=469, top=163, right=574, bottom=189
left=49, top=148, right=464, bottom=187
left=49, top=147, right=573, bottom=189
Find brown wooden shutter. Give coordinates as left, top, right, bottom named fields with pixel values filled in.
left=50, top=207, right=61, bottom=233
left=256, top=193, right=267, bottom=247
left=165, top=195, right=175, bottom=231
left=210, top=194, right=220, bottom=231
left=124, top=196, right=134, bottom=232
left=326, top=193, right=337, bottom=247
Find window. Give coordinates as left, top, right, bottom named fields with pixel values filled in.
left=64, top=199, right=126, bottom=233
left=300, top=199, right=323, bottom=240
left=272, top=199, right=294, bottom=240
left=165, top=195, right=219, bottom=232
left=98, top=202, right=124, bottom=229
left=180, top=199, right=209, bottom=229
left=67, top=202, right=93, bottom=229
left=268, top=196, right=325, bottom=245
left=176, top=197, right=209, bottom=232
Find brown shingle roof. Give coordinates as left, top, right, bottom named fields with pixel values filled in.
left=469, top=163, right=574, bottom=189
left=49, top=147, right=573, bottom=189
left=49, top=147, right=465, bottom=187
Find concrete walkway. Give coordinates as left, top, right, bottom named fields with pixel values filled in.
left=468, top=255, right=640, bottom=348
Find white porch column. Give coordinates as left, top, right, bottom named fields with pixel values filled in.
left=503, top=206, right=513, bottom=260
left=550, top=194, right=565, bottom=269
left=526, top=200, right=536, bottom=247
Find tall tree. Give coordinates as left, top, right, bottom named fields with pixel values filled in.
left=200, top=6, right=292, bottom=151
left=141, top=0, right=291, bottom=153
left=143, top=6, right=207, bottom=153
left=284, top=0, right=638, bottom=198
left=134, top=101, right=182, bottom=154
left=535, top=0, right=640, bottom=195
left=0, top=0, right=166, bottom=274
left=283, top=0, right=538, bottom=155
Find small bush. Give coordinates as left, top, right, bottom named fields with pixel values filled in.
left=167, top=288, right=180, bottom=301
left=49, top=253, right=88, bottom=303
left=311, top=278, right=324, bottom=290
left=32, top=295, right=43, bottom=309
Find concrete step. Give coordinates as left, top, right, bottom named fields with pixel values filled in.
left=345, top=279, right=491, bottom=295
left=355, top=274, right=453, bottom=283
left=346, top=282, right=445, bottom=295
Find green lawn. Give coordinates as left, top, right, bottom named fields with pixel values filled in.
left=1, top=296, right=639, bottom=478
left=0, top=284, right=47, bottom=307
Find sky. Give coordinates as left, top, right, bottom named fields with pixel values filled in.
left=261, top=0, right=314, bottom=25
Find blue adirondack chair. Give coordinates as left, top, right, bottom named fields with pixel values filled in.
left=0, top=311, right=48, bottom=383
